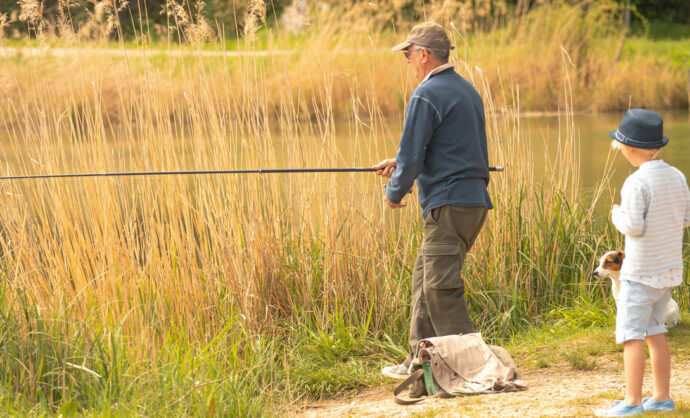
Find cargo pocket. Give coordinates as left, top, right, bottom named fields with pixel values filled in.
left=423, top=242, right=461, bottom=289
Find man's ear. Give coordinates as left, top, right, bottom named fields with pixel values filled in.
left=421, top=48, right=429, bottom=63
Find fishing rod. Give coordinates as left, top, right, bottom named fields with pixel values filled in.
left=0, top=166, right=504, bottom=181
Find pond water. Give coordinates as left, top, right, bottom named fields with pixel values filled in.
left=521, top=110, right=690, bottom=191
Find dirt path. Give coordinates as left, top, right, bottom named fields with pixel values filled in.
left=292, top=357, right=690, bottom=417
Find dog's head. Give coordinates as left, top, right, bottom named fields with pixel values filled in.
left=593, top=251, right=625, bottom=279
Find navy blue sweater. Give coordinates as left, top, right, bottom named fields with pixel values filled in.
left=386, top=68, right=493, bottom=218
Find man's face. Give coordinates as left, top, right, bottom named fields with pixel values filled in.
left=404, top=45, right=426, bottom=80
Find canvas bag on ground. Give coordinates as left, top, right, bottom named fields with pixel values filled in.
left=394, top=333, right=527, bottom=405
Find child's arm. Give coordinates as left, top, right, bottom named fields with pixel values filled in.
left=683, top=175, right=690, bottom=228
left=611, top=177, right=647, bottom=236
left=685, top=188, right=690, bottom=228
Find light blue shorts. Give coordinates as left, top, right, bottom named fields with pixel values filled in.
left=616, top=280, right=672, bottom=344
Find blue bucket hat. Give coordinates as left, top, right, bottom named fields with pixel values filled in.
left=609, top=108, right=669, bottom=149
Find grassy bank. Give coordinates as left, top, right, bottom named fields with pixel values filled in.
left=0, top=54, right=687, bottom=414
left=0, top=1, right=689, bottom=415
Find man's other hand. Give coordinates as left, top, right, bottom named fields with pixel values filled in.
left=385, top=195, right=407, bottom=209
left=373, top=159, right=397, bottom=178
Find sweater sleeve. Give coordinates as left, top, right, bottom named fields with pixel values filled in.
left=386, top=95, right=440, bottom=203
left=611, top=176, right=648, bottom=237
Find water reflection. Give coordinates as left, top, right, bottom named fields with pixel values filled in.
left=521, top=110, right=690, bottom=191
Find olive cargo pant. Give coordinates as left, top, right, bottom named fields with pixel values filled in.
left=407, top=205, right=488, bottom=358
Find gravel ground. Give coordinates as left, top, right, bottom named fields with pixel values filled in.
left=290, top=357, right=690, bottom=417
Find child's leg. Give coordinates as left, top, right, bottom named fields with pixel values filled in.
left=594, top=340, right=646, bottom=416
left=646, top=333, right=671, bottom=402
left=623, top=339, right=645, bottom=405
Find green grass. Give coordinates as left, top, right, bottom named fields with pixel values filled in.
left=666, top=314, right=690, bottom=357
left=562, top=350, right=599, bottom=370
left=2, top=274, right=688, bottom=415
left=0, top=287, right=274, bottom=416
left=0, top=284, right=403, bottom=415
left=281, top=310, right=403, bottom=400
left=508, top=312, right=690, bottom=371
left=507, top=315, right=619, bottom=371
left=624, top=37, right=690, bottom=68
left=631, top=20, right=690, bottom=40
left=5, top=23, right=688, bottom=68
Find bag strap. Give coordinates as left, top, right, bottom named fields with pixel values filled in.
left=422, top=361, right=436, bottom=395
left=393, top=369, right=426, bottom=405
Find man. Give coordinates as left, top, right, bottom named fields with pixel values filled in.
left=375, top=22, right=493, bottom=379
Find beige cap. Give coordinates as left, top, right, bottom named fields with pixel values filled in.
left=391, top=22, right=454, bottom=52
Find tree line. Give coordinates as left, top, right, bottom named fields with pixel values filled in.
left=0, top=0, right=687, bottom=41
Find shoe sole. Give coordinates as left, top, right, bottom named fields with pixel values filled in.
left=381, top=371, right=410, bottom=380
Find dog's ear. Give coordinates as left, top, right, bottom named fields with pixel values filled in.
left=607, top=251, right=624, bottom=269
left=612, top=251, right=624, bottom=264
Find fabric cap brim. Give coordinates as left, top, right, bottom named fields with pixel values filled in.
left=391, top=40, right=412, bottom=52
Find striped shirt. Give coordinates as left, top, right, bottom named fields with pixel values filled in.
left=611, top=159, right=690, bottom=288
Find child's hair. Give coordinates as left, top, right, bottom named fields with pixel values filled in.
left=611, top=140, right=662, bottom=159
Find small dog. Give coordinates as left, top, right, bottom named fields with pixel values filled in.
left=594, top=251, right=680, bottom=328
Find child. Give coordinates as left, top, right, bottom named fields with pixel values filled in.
left=595, top=108, right=690, bottom=416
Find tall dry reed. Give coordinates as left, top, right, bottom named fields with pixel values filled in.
left=0, top=20, right=620, bottom=346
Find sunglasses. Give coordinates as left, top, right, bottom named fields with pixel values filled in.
left=403, top=46, right=422, bottom=60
